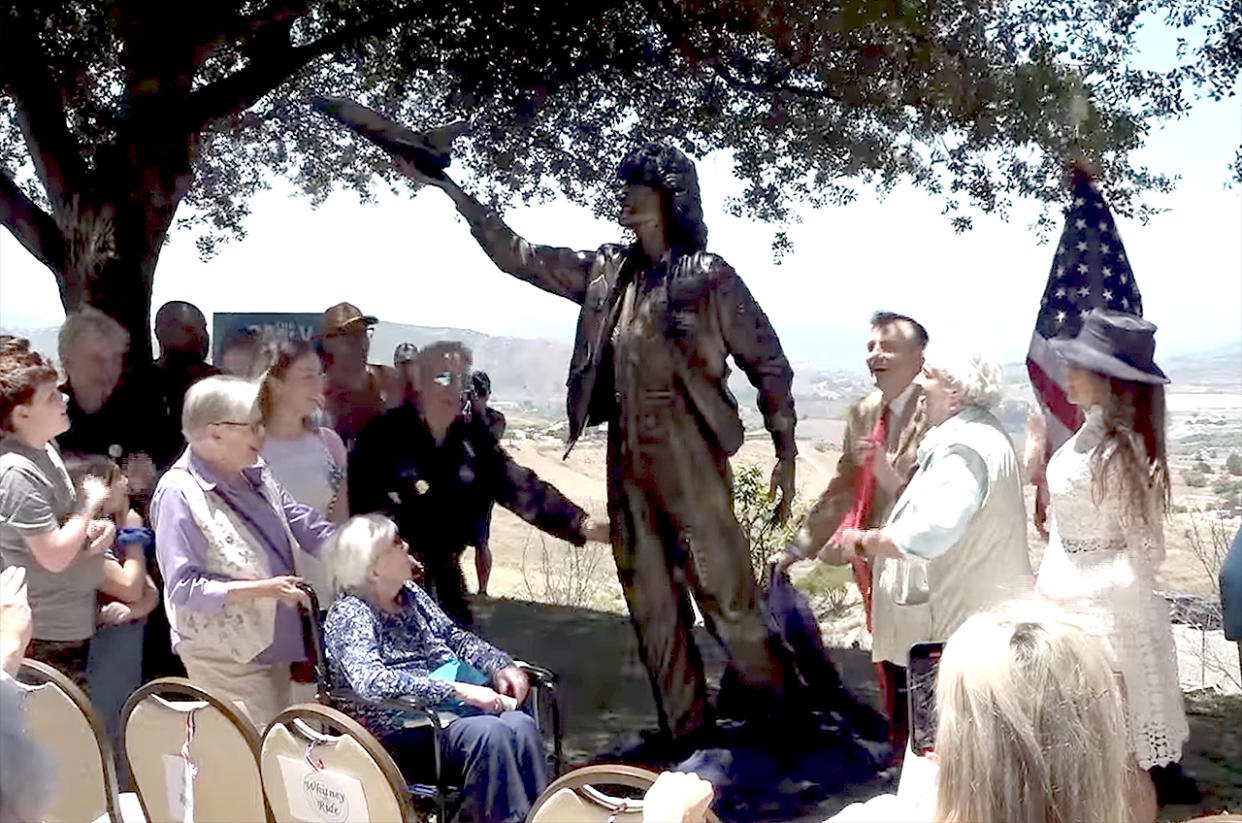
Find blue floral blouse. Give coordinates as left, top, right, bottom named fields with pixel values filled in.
left=323, top=582, right=512, bottom=737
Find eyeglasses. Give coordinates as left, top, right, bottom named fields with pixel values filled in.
left=214, top=420, right=265, bottom=433
left=432, top=371, right=468, bottom=388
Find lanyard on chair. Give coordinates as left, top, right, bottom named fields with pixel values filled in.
left=176, top=709, right=199, bottom=823
left=305, top=739, right=324, bottom=772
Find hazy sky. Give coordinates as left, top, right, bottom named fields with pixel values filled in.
left=2, top=52, right=1239, bottom=370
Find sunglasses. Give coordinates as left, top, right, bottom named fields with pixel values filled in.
left=432, top=372, right=468, bottom=388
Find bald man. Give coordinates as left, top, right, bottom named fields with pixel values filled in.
left=153, top=301, right=219, bottom=430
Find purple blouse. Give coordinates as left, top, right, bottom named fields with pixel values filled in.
left=151, top=451, right=337, bottom=663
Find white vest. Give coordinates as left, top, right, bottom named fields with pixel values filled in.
left=872, top=408, right=1033, bottom=665
left=162, top=453, right=297, bottom=663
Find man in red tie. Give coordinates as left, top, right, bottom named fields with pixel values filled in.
left=775, top=311, right=929, bottom=754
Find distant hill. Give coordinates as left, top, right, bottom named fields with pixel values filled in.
left=1161, top=342, right=1242, bottom=392
left=373, top=322, right=572, bottom=417
left=6, top=319, right=1236, bottom=422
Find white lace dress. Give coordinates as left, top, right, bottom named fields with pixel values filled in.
left=1035, top=407, right=1188, bottom=769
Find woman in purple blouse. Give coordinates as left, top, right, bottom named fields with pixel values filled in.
left=150, top=376, right=336, bottom=728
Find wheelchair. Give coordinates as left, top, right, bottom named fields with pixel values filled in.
left=296, top=582, right=564, bottom=821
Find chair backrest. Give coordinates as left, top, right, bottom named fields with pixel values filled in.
left=527, top=764, right=722, bottom=823
left=260, top=702, right=415, bottom=823
left=14, top=658, right=121, bottom=823
left=121, top=677, right=269, bottom=823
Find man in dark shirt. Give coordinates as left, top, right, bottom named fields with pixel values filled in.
left=468, top=371, right=506, bottom=596
left=152, top=301, right=218, bottom=436
left=350, top=342, right=607, bottom=625
left=56, top=307, right=183, bottom=680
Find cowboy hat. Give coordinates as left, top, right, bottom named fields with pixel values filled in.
left=321, top=302, right=377, bottom=338
left=1050, top=308, right=1169, bottom=384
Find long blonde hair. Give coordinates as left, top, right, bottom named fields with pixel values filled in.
left=934, top=608, right=1134, bottom=823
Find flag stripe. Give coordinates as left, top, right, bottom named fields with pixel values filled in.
left=1027, top=169, right=1143, bottom=448
left=1027, top=355, right=1081, bottom=434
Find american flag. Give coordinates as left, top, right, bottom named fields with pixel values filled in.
left=1026, top=168, right=1145, bottom=527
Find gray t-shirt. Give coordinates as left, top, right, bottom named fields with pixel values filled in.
left=0, top=438, right=104, bottom=641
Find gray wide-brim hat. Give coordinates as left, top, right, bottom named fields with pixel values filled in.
left=1050, top=307, right=1170, bottom=385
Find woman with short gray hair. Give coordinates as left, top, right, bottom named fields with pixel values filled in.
left=924, top=349, right=1005, bottom=411
left=150, top=376, right=338, bottom=728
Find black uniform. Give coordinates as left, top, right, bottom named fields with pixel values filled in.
left=349, top=406, right=587, bottom=626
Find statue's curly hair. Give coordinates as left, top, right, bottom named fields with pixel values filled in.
left=617, top=143, right=708, bottom=256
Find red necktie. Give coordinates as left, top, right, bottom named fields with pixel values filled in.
left=833, top=407, right=889, bottom=631
left=834, top=407, right=905, bottom=756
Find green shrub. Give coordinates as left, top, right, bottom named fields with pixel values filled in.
left=731, top=463, right=802, bottom=578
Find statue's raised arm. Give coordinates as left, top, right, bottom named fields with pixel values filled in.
left=313, top=96, right=596, bottom=304
left=406, top=159, right=598, bottom=306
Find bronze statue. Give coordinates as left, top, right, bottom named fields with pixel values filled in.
left=430, top=144, right=797, bottom=749
left=317, top=102, right=798, bottom=751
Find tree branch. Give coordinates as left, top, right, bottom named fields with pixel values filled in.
left=0, top=9, right=90, bottom=210
left=187, top=10, right=415, bottom=127
left=709, top=60, right=839, bottom=102
left=190, top=2, right=313, bottom=70
left=637, top=0, right=844, bottom=105
left=0, top=168, right=66, bottom=275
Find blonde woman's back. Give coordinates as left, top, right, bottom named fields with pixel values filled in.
left=933, top=609, right=1138, bottom=823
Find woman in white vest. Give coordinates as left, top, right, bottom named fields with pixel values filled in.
left=840, top=350, right=1033, bottom=748
left=151, top=376, right=338, bottom=728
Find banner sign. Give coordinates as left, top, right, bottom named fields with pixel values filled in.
left=212, top=312, right=321, bottom=364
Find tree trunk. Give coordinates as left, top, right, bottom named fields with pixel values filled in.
left=87, top=251, right=159, bottom=366
left=47, top=184, right=176, bottom=367
left=64, top=126, right=193, bottom=367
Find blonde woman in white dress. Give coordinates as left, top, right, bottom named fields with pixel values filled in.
left=1035, top=308, right=1195, bottom=805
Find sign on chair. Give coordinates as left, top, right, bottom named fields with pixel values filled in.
left=275, top=754, right=370, bottom=823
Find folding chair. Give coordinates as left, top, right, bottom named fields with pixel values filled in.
left=297, top=583, right=563, bottom=821
left=527, top=764, right=723, bottom=823
left=121, top=677, right=269, bottom=822
left=13, top=658, right=143, bottom=823
left=260, top=702, right=416, bottom=823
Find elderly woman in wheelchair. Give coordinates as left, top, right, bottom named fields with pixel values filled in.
left=322, top=514, right=546, bottom=822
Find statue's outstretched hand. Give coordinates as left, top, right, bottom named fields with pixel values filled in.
left=769, top=456, right=795, bottom=525
left=580, top=516, right=611, bottom=544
